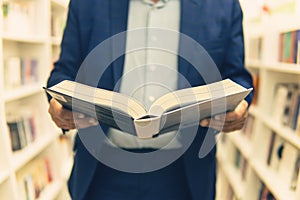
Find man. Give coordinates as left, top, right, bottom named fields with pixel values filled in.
left=47, top=0, right=253, bottom=199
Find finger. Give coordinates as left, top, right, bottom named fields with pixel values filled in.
left=200, top=116, right=247, bottom=132
left=214, top=100, right=248, bottom=122
left=49, top=98, right=74, bottom=120
left=222, top=122, right=246, bottom=133
left=73, top=117, right=99, bottom=129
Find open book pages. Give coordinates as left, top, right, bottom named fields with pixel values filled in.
left=45, top=79, right=252, bottom=138
left=148, top=79, right=250, bottom=116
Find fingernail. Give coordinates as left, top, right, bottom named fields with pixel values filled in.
left=78, top=113, right=85, bottom=118
left=215, top=115, right=221, bottom=120
left=89, top=118, right=98, bottom=125
left=200, top=120, right=208, bottom=126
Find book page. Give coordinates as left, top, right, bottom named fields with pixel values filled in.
left=47, top=80, right=148, bottom=119
left=149, top=79, right=249, bottom=116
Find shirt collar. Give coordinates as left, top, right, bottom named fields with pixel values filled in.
left=142, top=0, right=170, bottom=9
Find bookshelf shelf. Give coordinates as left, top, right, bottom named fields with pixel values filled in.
left=0, top=0, right=70, bottom=199
left=245, top=59, right=263, bottom=69
left=227, top=132, right=251, bottom=160
left=251, top=159, right=296, bottom=200
left=264, top=63, right=300, bottom=74
left=248, top=106, right=259, bottom=118
left=262, top=115, right=300, bottom=150
left=60, top=156, right=73, bottom=180
left=51, top=0, right=69, bottom=9
left=0, top=171, right=9, bottom=185
left=217, top=145, right=245, bottom=199
left=4, top=83, right=43, bottom=102
left=216, top=1, right=300, bottom=200
left=250, top=105, right=300, bottom=150
left=12, top=132, right=59, bottom=172
left=38, top=179, right=65, bottom=200
left=2, top=34, right=47, bottom=44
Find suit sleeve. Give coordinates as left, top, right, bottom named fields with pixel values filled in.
left=221, top=0, right=253, bottom=106
left=47, top=0, right=83, bottom=91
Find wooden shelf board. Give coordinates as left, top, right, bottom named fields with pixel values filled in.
left=4, top=83, right=43, bottom=102
left=264, top=63, right=300, bottom=74
left=12, top=132, right=59, bottom=171
left=37, top=179, right=64, bottom=200
left=251, top=160, right=296, bottom=200
left=245, top=59, right=263, bottom=69
left=217, top=151, right=245, bottom=199
left=227, top=131, right=252, bottom=160
left=60, top=156, right=73, bottom=180
left=0, top=171, right=10, bottom=185
left=2, top=34, right=47, bottom=44
left=51, top=0, right=69, bottom=8
left=250, top=107, right=300, bottom=150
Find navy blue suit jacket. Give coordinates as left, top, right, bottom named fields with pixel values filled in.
left=47, top=0, right=253, bottom=199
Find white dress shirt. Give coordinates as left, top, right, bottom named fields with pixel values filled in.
left=107, top=0, right=181, bottom=149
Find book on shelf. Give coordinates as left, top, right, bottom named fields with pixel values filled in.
left=290, top=154, right=300, bottom=190
left=2, top=1, right=36, bottom=36
left=278, top=29, right=300, bottom=64
left=277, top=142, right=299, bottom=188
left=271, top=83, right=290, bottom=123
left=241, top=158, right=248, bottom=181
left=17, top=158, right=53, bottom=200
left=7, top=117, right=27, bottom=151
left=234, top=148, right=242, bottom=169
left=241, top=115, right=254, bottom=139
left=4, top=57, right=39, bottom=89
left=44, top=79, right=252, bottom=139
left=258, top=184, right=277, bottom=200
left=248, top=36, right=263, bottom=61
left=282, top=84, right=298, bottom=126
left=271, top=83, right=300, bottom=129
left=4, top=57, right=22, bottom=89
left=6, top=113, right=37, bottom=151
left=267, top=132, right=285, bottom=171
left=250, top=72, right=259, bottom=106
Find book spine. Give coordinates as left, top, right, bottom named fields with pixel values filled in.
left=134, top=116, right=161, bottom=139
left=295, top=30, right=300, bottom=64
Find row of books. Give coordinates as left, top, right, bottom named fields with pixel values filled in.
left=258, top=184, right=276, bottom=200
left=2, top=1, right=36, bottom=36
left=233, top=148, right=249, bottom=181
left=17, top=158, right=53, bottom=200
left=247, top=37, right=263, bottom=61
left=271, top=82, right=300, bottom=132
left=267, top=131, right=300, bottom=191
left=250, top=72, right=260, bottom=106
left=7, top=112, right=37, bottom=152
left=4, top=57, right=39, bottom=89
left=241, top=115, right=255, bottom=139
left=278, top=30, right=300, bottom=64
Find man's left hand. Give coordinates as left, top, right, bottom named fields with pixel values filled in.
left=200, top=100, right=249, bottom=133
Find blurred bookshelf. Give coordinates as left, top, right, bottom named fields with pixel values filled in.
left=0, top=0, right=72, bottom=200
left=216, top=0, right=300, bottom=199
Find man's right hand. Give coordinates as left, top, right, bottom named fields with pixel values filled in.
left=48, top=98, right=99, bottom=130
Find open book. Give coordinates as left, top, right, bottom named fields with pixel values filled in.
left=44, top=79, right=252, bottom=139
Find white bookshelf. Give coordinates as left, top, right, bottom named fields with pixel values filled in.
left=0, top=0, right=71, bottom=200
left=216, top=1, right=300, bottom=200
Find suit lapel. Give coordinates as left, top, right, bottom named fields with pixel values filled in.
left=110, top=0, right=130, bottom=90
left=178, top=0, right=204, bottom=89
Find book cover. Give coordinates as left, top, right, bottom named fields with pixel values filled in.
left=251, top=72, right=259, bottom=106
left=271, top=84, right=289, bottom=122
left=294, top=30, right=300, bottom=64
